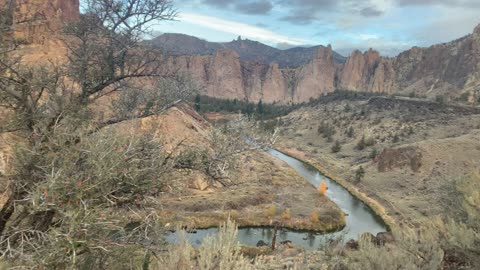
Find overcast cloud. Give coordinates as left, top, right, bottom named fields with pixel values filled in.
left=165, top=0, right=480, bottom=56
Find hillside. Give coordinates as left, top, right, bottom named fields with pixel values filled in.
left=276, top=93, right=480, bottom=230
left=151, top=33, right=347, bottom=68
left=159, top=24, right=480, bottom=104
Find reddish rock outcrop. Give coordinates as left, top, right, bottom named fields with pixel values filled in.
left=339, top=49, right=395, bottom=93
left=1, top=0, right=79, bottom=44
left=294, top=45, right=336, bottom=103
left=163, top=24, right=480, bottom=104
left=3, top=1, right=480, bottom=105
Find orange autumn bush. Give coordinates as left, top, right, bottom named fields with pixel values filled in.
left=318, top=180, right=327, bottom=196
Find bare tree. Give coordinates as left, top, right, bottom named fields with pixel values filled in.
left=0, top=1, right=183, bottom=267
left=204, top=116, right=279, bottom=184
left=63, top=0, right=177, bottom=103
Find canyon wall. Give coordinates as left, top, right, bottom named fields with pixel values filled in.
left=1, top=0, right=79, bottom=44
left=163, top=24, right=480, bottom=104
left=2, top=1, right=479, bottom=104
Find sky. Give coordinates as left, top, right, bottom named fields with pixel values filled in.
left=152, top=0, right=480, bottom=57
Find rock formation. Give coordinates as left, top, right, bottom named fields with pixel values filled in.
left=294, top=45, right=336, bottom=103
left=162, top=23, right=480, bottom=104
left=151, top=33, right=347, bottom=68
left=2, top=1, right=480, bottom=104
left=339, top=49, right=395, bottom=93
left=1, top=0, right=79, bottom=44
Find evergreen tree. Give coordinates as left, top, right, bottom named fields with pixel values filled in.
left=356, top=135, right=366, bottom=150
left=194, top=94, right=201, bottom=111
left=347, top=126, right=355, bottom=138
left=355, top=166, right=365, bottom=182
left=331, top=140, right=342, bottom=153
left=257, top=100, right=264, bottom=115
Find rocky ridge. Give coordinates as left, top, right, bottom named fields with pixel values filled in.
left=150, top=33, right=347, bottom=68
left=1, top=0, right=79, bottom=44
left=160, top=24, right=480, bottom=104
left=2, top=1, right=480, bottom=104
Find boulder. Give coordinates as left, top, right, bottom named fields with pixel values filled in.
left=280, top=240, right=294, bottom=248
left=345, top=239, right=359, bottom=250
left=188, top=175, right=209, bottom=191
left=375, top=232, right=395, bottom=246
left=256, top=240, right=269, bottom=247
left=360, top=232, right=376, bottom=244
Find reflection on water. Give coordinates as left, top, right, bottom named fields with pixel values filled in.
left=166, top=149, right=388, bottom=250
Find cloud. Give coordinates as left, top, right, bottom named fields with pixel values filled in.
left=281, top=9, right=319, bottom=25
left=199, top=0, right=385, bottom=23
left=360, top=6, right=384, bottom=17
left=277, top=0, right=389, bottom=25
left=200, top=0, right=273, bottom=15
left=202, top=0, right=230, bottom=8
left=236, top=1, right=273, bottom=15
left=410, top=7, right=480, bottom=45
left=395, top=0, right=480, bottom=8
left=333, top=36, right=413, bottom=57
left=180, top=13, right=310, bottom=45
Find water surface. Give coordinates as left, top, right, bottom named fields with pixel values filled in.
left=166, top=149, right=387, bottom=250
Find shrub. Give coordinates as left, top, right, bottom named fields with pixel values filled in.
left=282, top=209, right=291, bottom=221
left=356, top=135, right=366, bottom=150
left=435, top=95, right=446, bottom=104
left=310, top=211, right=319, bottom=223
left=318, top=181, right=328, bottom=196
left=369, top=148, right=378, bottom=160
left=346, top=126, right=355, bottom=138
left=344, top=103, right=352, bottom=112
left=159, top=219, right=254, bottom=270
left=393, top=134, right=400, bottom=143
left=331, top=140, right=342, bottom=153
left=318, top=121, right=336, bottom=142
left=365, top=137, right=376, bottom=147
left=355, top=166, right=365, bottom=183
left=264, top=205, right=277, bottom=218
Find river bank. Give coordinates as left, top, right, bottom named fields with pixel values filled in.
left=155, top=150, right=346, bottom=234
left=273, top=147, right=395, bottom=231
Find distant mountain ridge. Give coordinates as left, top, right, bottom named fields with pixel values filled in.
left=158, top=24, right=480, bottom=104
left=151, top=33, right=346, bottom=68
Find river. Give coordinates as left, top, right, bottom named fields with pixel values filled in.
left=165, top=149, right=388, bottom=250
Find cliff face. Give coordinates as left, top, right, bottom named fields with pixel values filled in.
left=164, top=24, right=480, bottom=104
left=392, top=27, right=480, bottom=98
left=1, top=0, right=79, bottom=44
left=2, top=1, right=479, bottom=104
left=294, top=45, right=336, bottom=103
left=164, top=49, right=291, bottom=103
left=339, top=49, right=395, bottom=93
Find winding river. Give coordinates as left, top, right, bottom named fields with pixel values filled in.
left=165, top=149, right=388, bottom=250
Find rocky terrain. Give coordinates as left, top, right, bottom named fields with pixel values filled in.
left=0, top=0, right=346, bottom=254
left=4, top=1, right=479, bottom=105
left=0, top=0, right=79, bottom=44
left=99, top=103, right=346, bottom=233
left=158, top=24, right=480, bottom=104
left=275, top=94, right=480, bottom=229
left=1, top=1, right=480, bottom=268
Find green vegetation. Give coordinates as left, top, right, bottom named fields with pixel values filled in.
left=369, top=148, right=378, bottom=159
left=318, top=121, right=336, bottom=142
left=346, top=126, right=355, bottom=138
left=356, top=135, right=366, bottom=150
left=355, top=166, right=365, bottom=183
left=307, top=89, right=388, bottom=106
left=331, top=140, right=342, bottom=153
left=194, top=95, right=298, bottom=119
